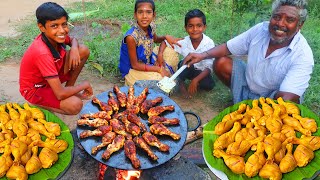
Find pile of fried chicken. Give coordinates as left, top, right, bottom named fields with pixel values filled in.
left=77, top=85, right=181, bottom=169
left=212, top=97, right=319, bottom=180
left=0, top=103, right=68, bottom=180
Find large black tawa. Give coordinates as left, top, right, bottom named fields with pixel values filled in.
left=76, top=86, right=188, bottom=170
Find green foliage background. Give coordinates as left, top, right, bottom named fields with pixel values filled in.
left=0, top=0, right=319, bottom=115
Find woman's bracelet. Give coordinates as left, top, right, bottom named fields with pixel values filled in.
left=158, top=66, right=163, bottom=73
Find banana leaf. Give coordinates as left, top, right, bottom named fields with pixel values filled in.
left=203, top=100, right=320, bottom=180
left=0, top=106, right=74, bottom=180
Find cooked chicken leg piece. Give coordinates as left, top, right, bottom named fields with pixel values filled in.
left=150, top=124, right=180, bottom=140
left=6, top=162, right=28, bottom=180
left=127, top=113, right=147, bottom=132
left=23, top=103, right=45, bottom=120
left=293, top=144, right=314, bottom=167
left=247, top=99, right=263, bottom=122
left=277, top=97, right=300, bottom=115
left=142, top=132, right=169, bottom=152
left=259, top=97, right=273, bottom=116
left=38, top=118, right=61, bottom=136
left=126, top=86, right=135, bottom=109
left=141, top=97, right=163, bottom=114
left=124, top=139, right=141, bottom=169
left=0, top=145, right=13, bottom=178
left=77, top=118, right=109, bottom=127
left=135, top=87, right=148, bottom=108
left=282, top=114, right=311, bottom=136
left=289, top=135, right=320, bottom=151
left=148, top=105, right=174, bottom=117
left=221, top=103, right=246, bottom=122
left=35, top=138, right=68, bottom=153
left=6, top=102, right=20, bottom=120
left=245, top=142, right=266, bottom=178
left=118, top=115, right=141, bottom=136
left=214, top=114, right=243, bottom=135
left=92, top=97, right=113, bottom=116
left=110, top=119, right=132, bottom=139
left=28, top=120, right=55, bottom=139
left=133, top=137, right=158, bottom=161
left=108, top=91, right=119, bottom=113
left=102, top=135, right=125, bottom=160
left=226, top=136, right=264, bottom=156
left=80, top=125, right=112, bottom=138
left=113, top=85, right=127, bottom=107
left=265, top=105, right=283, bottom=134
left=234, top=122, right=257, bottom=142
left=266, top=97, right=286, bottom=115
left=214, top=122, right=241, bottom=150
left=81, top=111, right=112, bottom=120
left=281, top=125, right=296, bottom=138
left=264, top=136, right=282, bottom=163
left=213, top=149, right=245, bottom=174
left=25, top=146, right=42, bottom=174
left=148, top=116, right=180, bottom=125
left=91, top=131, right=116, bottom=155
left=292, top=114, right=317, bottom=133
left=12, top=103, right=32, bottom=120
left=259, top=162, right=282, bottom=180
left=39, top=147, right=58, bottom=168
left=279, top=143, right=297, bottom=173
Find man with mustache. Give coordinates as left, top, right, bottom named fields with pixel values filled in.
left=183, top=0, right=313, bottom=104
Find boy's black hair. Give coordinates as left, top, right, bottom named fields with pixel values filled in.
left=36, top=2, right=69, bottom=26
left=185, top=9, right=206, bottom=26
left=134, top=0, right=155, bottom=12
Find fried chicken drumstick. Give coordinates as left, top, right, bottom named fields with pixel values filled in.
left=126, top=86, right=135, bottom=109
left=135, top=87, right=148, bottom=108
left=92, top=97, right=113, bottom=115
left=91, top=131, right=116, bottom=155
left=77, top=118, right=108, bottom=127
left=147, top=105, right=174, bottom=117
left=140, top=97, right=163, bottom=114
left=133, top=136, right=158, bottom=161
left=127, top=113, right=147, bottom=132
left=118, top=115, right=141, bottom=136
left=80, top=125, right=112, bottom=138
left=108, top=91, right=119, bottom=113
left=113, top=85, right=127, bottom=108
left=110, top=119, right=132, bottom=139
left=150, top=124, right=181, bottom=140
left=81, top=111, right=112, bottom=120
left=102, top=135, right=125, bottom=160
left=148, top=116, right=180, bottom=125
left=142, top=132, right=169, bottom=152
left=124, top=139, right=141, bottom=169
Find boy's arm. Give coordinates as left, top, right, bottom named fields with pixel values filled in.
left=188, top=68, right=211, bottom=95
left=153, top=34, right=182, bottom=48
left=46, top=77, right=92, bottom=100
left=68, top=37, right=81, bottom=70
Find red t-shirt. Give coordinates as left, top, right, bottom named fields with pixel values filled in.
left=19, top=34, right=71, bottom=101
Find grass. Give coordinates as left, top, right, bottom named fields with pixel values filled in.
left=0, top=0, right=319, bottom=116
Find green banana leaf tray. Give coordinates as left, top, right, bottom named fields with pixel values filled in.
left=0, top=107, right=74, bottom=180
left=203, top=100, right=320, bottom=180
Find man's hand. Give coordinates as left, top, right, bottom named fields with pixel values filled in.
left=183, top=52, right=206, bottom=67
left=69, top=47, right=81, bottom=70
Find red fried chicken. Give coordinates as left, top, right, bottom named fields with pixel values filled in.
left=91, top=131, right=116, bottom=155
left=142, top=132, right=169, bottom=152
left=126, top=86, right=136, bottom=109
left=77, top=118, right=108, bottom=127
left=141, top=97, right=163, bottom=114
left=124, top=139, right=141, bottom=169
left=127, top=113, right=147, bottom=132
left=150, top=124, right=181, bottom=140
left=133, top=136, right=158, bottom=161
left=80, top=125, right=112, bottom=138
left=147, top=105, right=174, bottom=117
left=113, top=85, right=127, bottom=108
left=135, top=87, right=148, bottom=108
left=110, top=119, right=132, bottom=140
left=102, top=135, right=125, bottom=160
left=92, top=97, right=113, bottom=115
left=148, top=116, right=180, bottom=125
left=118, top=116, right=141, bottom=136
left=108, top=91, right=119, bottom=113
left=81, top=111, right=112, bottom=120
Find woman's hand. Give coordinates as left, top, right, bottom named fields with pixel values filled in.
left=155, top=55, right=165, bottom=67
left=159, top=66, right=170, bottom=77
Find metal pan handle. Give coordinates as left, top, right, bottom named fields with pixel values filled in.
left=184, top=111, right=201, bottom=132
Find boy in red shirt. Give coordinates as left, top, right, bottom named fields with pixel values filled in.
left=19, top=2, right=93, bottom=115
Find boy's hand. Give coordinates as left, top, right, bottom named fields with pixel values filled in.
left=188, top=79, right=199, bottom=96
left=165, top=35, right=183, bottom=48
left=69, top=47, right=81, bottom=70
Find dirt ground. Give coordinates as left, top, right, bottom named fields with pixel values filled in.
left=0, top=0, right=217, bottom=132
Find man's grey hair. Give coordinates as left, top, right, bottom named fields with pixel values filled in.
left=272, top=0, right=308, bottom=24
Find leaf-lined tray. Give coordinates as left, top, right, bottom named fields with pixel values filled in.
left=0, top=107, right=74, bottom=180
left=202, top=100, right=320, bottom=180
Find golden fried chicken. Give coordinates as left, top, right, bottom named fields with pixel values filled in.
left=108, top=91, right=119, bottom=113
left=26, top=128, right=41, bottom=142
left=28, top=120, right=55, bottom=139
left=148, top=116, right=180, bottom=126
left=148, top=105, right=174, bottom=117
left=11, top=139, right=28, bottom=164
left=282, top=114, right=311, bottom=136
left=77, top=118, right=109, bottom=127
left=0, top=123, right=13, bottom=140
left=113, top=85, right=127, bottom=108
left=142, top=132, right=169, bottom=152
left=25, top=146, right=42, bottom=174
left=126, top=86, right=136, bottom=109
left=39, top=147, right=58, bottom=168
left=6, top=163, right=28, bottom=180
left=244, top=142, right=266, bottom=178
left=38, top=118, right=61, bottom=136
left=265, top=105, right=283, bottom=134
left=214, top=114, right=243, bottom=135
left=279, top=143, right=297, bottom=173
left=12, top=103, right=32, bottom=120
left=264, top=136, right=282, bottom=163
left=102, top=135, right=125, bottom=160
left=277, top=97, right=300, bottom=115
left=234, top=122, right=257, bottom=142
left=12, top=112, right=28, bottom=137
left=259, top=97, right=273, bottom=116
left=80, top=125, right=112, bottom=138
left=226, top=136, right=264, bottom=156
left=91, top=131, right=116, bottom=155
left=266, top=97, right=286, bottom=115
left=127, top=113, right=147, bottom=132
left=92, top=97, right=113, bottom=115
left=289, top=135, right=320, bottom=151
left=292, top=114, right=317, bottom=133
left=36, top=138, right=68, bottom=153
left=213, top=149, right=245, bottom=174
left=240, top=105, right=251, bottom=125
left=141, top=97, right=163, bottom=114
left=259, top=162, right=282, bottom=180
left=21, top=145, right=32, bottom=166
left=247, top=99, right=263, bottom=122
left=150, top=124, right=181, bottom=140
left=0, top=111, right=10, bottom=125
left=281, top=124, right=296, bottom=138
left=124, top=139, right=141, bottom=169
left=110, top=119, right=132, bottom=139
left=135, top=87, right=148, bottom=108
left=6, top=102, right=20, bottom=120
left=23, top=103, right=45, bottom=120
left=81, top=111, right=112, bottom=120
left=133, top=136, right=158, bottom=161
left=0, top=145, right=13, bottom=178
left=221, top=103, right=246, bottom=122
left=293, top=144, right=314, bottom=167
left=214, top=122, right=241, bottom=150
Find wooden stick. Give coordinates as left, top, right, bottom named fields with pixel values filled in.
left=185, top=124, right=206, bottom=145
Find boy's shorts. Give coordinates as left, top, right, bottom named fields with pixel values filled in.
left=231, top=59, right=277, bottom=104
left=27, top=85, right=60, bottom=109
